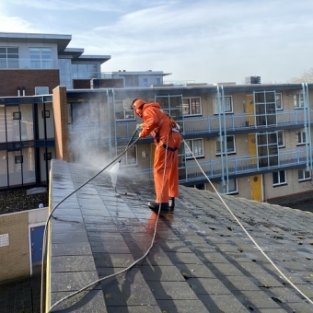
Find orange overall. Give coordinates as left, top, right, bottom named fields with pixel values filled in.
left=139, top=103, right=182, bottom=203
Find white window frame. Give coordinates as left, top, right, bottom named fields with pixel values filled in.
left=216, top=135, right=236, bottom=155
left=275, top=93, right=283, bottom=110
left=273, top=170, right=286, bottom=186
left=0, top=47, right=19, bottom=69
left=226, top=178, right=238, bottom=194
left=213, top=95, right=233, bottom=114
left=115, top=100, right=135, bottom=121
left=294, top=94, right=304, bottom=108
left=182, top=97, right=202, bottom=116
left=185, top=138, right=204, bottom=159
left=298, top=169, right=311, bottom=182
left=296, top=131, right=306, bottom=145
left=117, top=145, right=137, bottom=166
left=277, top=130, right=284, bottom=148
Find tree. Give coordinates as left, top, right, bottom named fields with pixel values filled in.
left=289, top=68, right=313, bottom=83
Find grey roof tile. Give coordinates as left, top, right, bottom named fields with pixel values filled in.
left=47, top=160, right=313, bottom=312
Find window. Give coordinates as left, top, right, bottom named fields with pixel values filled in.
left=213, top=96, right=233, bottom=114
left=13, top=112, right=21, bottom=120
left=113, top=100, right=135, bottom=120
left=277, top=131, right=284, bottom=148
left=275, top=93, right=283, bottom=110
left=15, top=155, right=23, bottom=164
left=273, top=171, right=286, bottom=186
left=226, top=179, right=237, bottom=194
left=156, top=77, right=161, bottom=85
left=35, top=86, right=49, bottom=95
left=216, top=135, right=235, bottom=155
left=41, top=110, right=50, bottom=118
left=298, top=169, right=311, bottom=182
left=143, top=78, right=148, bottom=86
left=297, top=131, right=306, bottom=145
left=294, top=94, right=304, bottom=108
left=30, top=48, right=52, bottom=69
left=44, top=152, right=52, bottom=161
left=71, top=63, right=98, bottom=79
left=185, top=138, right=204, bottom=159
left=0, top=47, right=18, bottom=68
left=183, top=97, right=201, bottom=116
left=117, top=145, right=137, bottom=165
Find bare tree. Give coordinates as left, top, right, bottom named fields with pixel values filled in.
left=289, top=68, right=313, bottom=83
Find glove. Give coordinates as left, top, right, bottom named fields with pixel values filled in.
left=136, top=123, right=143, bottom=131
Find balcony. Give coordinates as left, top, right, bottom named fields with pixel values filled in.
left=0, top=58, right=59, bottom=70
left=179, top=147, right=308, bottom=183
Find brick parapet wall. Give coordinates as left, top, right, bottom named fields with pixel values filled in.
left=0, top=69, right=60, bottom=96
left=53, top=86, right=70, bottom=161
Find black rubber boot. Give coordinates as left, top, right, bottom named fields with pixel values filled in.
left=148, top=202, right=169, bottom=212
left=169, top=197, right=175, bottom=210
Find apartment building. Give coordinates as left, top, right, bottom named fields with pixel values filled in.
left=52, top=82, right=313, bottom=204
left=1, top=31, right=312, bottom=205
left=0, top=31, right=169, bottom=190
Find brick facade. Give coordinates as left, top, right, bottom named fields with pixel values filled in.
left=0, top=212, right=30, bottom=281
left=73, top=78, right=124, bottom=89
left=0, top=69, right=60, bottom=97
left=53, top=86, right=70, bottom=161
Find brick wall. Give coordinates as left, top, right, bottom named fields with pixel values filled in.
left=0, top=212, right=30, bottom=281
left=0, top=69, right=60, bottom=97
left=73, top=78, right=124, bottom=89
left=53, top=86, right=70, bottom=161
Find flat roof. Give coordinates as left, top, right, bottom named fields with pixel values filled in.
left=0, top=32, right=71, bottom=52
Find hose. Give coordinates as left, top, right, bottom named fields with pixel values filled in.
left=41, top=136, right=140, bottom=313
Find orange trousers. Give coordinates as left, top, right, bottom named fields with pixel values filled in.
left=153, top=132, right=181, bottom=203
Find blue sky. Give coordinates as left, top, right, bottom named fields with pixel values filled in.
left=1, top=0, right=313, bottom=84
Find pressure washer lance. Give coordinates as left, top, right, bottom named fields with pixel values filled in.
left=111, top=127, right=140, bottom=196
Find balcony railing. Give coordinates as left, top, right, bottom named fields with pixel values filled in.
left=179, top=148, right=308, bottom=183
left=0, top=58, right=59, bottom=69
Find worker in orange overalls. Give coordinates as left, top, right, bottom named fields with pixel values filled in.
left=132, top=99, right=182, bottom=211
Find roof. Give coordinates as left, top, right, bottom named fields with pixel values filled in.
left=113, top=71, right=171, bottom=77
left=0, top=32, right=71, bottom=52
left=47, top=159, right=313, bottom=312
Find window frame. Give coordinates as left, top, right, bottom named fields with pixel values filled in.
left=115, top=100, right=135, bottom=121
left=275, top=93, right=283, bottom=110
left=0, top=47, right=19, bottom=69
left=273, top=170, right=287, bottom=186
left=216, top=135, right=236, bottom=155
left=294, top=93, right=304, bottom=109
left=182, top=97, right=202, bottom=116
left=116, top=145, right=137, bottom=166
left=185, top=138, right=204, bottom=159
left=277, top=130, right=284, bottom=148
left=213, top=95, right=233, bottom=114
left=296, top=131, right=306, bottom=145
left=298, top=169, right=311, bottom=182
left=226, top=178, right=238, bottom=194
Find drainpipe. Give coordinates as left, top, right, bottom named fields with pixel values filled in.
left=112, top=89, right=117, bottom=158
left=221, top=86, right=229, bottom=189
left=253, top=91, right=260, bottom=171
left=305, top=83, right=312, bottom=169
left=217, top=86, right=225, bottom=187
left=302, top=83, right=311, bottom=171
left=106, top=89, right=112, bottom=160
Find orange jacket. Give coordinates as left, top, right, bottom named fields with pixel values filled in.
left=140, top=103, right=173, bottom=145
